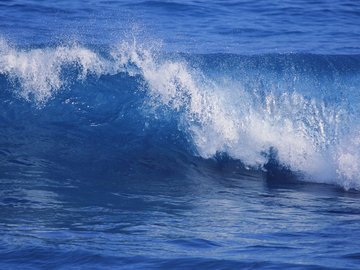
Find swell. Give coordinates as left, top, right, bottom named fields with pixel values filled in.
left=0, top=38, right=360, bottom=189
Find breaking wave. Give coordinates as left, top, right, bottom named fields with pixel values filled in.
left=1, top=37, right=360, bottom=189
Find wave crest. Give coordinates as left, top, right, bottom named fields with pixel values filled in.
left=0, top=38, right=105, bottom=103
left=1, top=37, right=360, bottom=189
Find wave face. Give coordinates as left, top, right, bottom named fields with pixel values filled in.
left=1, top=38, right=360, bottom=189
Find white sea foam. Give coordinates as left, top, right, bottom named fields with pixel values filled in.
left=0, top=37, right=359, bottom=189
left=111, top=40, right=360, bottom=189
left=0, top=38, right=105, bottom=103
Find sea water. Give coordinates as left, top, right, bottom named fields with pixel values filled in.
left=0, top=1, right=360, bottom=269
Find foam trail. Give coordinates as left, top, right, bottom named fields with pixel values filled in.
left=0, top=37, right=359, bottom=189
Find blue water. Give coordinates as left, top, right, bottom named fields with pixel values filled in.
left=1, top=1, right=360, bottom=269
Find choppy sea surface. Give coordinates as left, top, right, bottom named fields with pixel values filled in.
left=1, top=1, right=360, bottom=269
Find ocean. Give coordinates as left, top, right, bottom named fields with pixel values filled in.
left=0, top=0, right=360, bottom=269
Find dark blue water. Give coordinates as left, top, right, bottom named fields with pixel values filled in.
left=1, top=1, right=360, bottom=269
